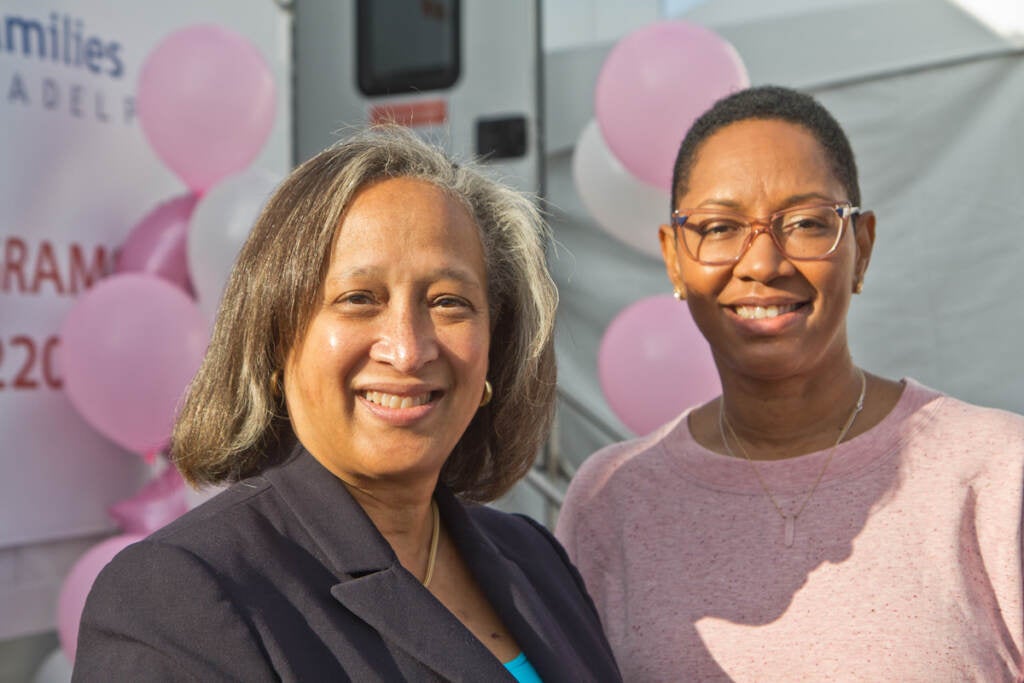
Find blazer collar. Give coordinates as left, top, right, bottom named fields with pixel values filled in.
left=261, top=440, right=396, bottom=575
left=438, top=491, right=590, bottom=682
left=261, top=442, right=513, bottom=681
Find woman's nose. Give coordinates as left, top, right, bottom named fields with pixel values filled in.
left=369, top=306, right=439, bottom=372
left=732, top=228, right=795, bottom=282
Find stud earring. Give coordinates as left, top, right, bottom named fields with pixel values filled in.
left=673, top=289, right=683, bottom=301
left=479, top=380, right=493, bottom=407
left=854, top=280, right=864, bottom=294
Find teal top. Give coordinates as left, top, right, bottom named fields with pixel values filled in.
left=504, top=652, right=543, bottom=683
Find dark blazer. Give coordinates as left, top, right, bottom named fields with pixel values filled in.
left=73, top=443, right=621, bottom=682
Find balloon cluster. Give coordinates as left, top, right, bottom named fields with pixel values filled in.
left=575, top=20, right=749, bottom=258
left=56, top=467, right=187, bottom=662
left=582, top=21, right=744, bottom=433
left=52, top=24, right=275, bottom=668
left=62, top=25, right=278, bottom=458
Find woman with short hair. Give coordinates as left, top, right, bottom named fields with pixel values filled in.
left=557, top=86, right=1023, bottom=681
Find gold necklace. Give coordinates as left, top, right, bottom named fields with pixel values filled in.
left=718, top=370, right=866, bottom=547
left=422, top=499, right=440, bottom=587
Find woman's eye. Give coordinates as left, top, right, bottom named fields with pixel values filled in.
left=338, top=292, right=375, bottom=305
left=696, top=220, right=743, bottom=237
left=432, top=295, right=471, bottom=309
left=431, top=294, right=480, bottom=316
left=786, top=217, right=828, bottom=231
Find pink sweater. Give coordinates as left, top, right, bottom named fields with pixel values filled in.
left=556, top=380, right=1024, bottom=682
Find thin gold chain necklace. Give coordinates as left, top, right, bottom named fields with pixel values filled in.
left=422, top=499, right=440, bottom=587
left=718, top=369, right=866, bottom=547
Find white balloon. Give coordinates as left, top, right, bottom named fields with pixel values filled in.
left=187, top=167, right=281, bottom=321
left=572, top=119, right=671, bottom=260
left=33, top=649, right=73, bottom=683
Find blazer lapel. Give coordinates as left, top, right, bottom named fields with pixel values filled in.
left=330, top=567, right=510, bottom=681
left=263, top=446, right=511, bottom=682
left=436, top=489, right=585, bottom=681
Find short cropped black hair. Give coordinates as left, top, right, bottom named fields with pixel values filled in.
left=671, top=85, right=861, bottom=211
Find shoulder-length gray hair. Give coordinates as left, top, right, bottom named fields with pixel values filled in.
left=172, top=125, right=557, bottom=502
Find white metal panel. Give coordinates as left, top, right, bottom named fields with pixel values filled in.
left=295, top=1, right=542, bottom=192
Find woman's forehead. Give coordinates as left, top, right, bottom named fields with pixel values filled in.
left=683, top=119, right=843, bottom=204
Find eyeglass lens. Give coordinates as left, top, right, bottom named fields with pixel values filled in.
left=680, top=205, right=844, bottom=263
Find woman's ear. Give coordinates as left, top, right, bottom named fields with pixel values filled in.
left=852, top=210, right=876, bottom=290
left=659, top=224, right=687, bottom=300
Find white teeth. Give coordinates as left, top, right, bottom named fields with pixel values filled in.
left=363, top=391, right=430, bottom=408
left=734, top=304, right=798, bottom=320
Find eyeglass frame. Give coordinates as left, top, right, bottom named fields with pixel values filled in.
left=669, top=202, right=861, bottom=266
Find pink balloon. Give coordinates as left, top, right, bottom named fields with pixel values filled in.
left=60, top=274, right=208, bottom=456
left=57, top=534, right=146, bottom=662
left=598, top=294, right=721, bottom=435
left=595, top=21, right=749, bottom=191
left=108, top=466, right=188, bottom=535
left=137, top=25, right=276, bottom=192
left=116, top=194, right=198, bottom=294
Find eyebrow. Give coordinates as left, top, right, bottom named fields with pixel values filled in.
left=694, top=192, right=842, bottom=211
left=326, top=266, right=485, bottom=288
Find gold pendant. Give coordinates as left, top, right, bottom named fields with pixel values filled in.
left=784, top=515, right=796, bottom=547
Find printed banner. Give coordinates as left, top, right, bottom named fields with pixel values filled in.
left=0, top=1, right=291, bottom=548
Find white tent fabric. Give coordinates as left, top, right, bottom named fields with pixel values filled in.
left=542, top=0, right=1024, bottom=482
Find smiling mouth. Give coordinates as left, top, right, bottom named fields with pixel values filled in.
left=361, top=390, right=437, bottom=409
left=731, top=303, right=806, bottom=320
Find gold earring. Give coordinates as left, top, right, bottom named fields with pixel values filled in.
left=479, top=380, right=493, bottom=407
left=854, top=280, right=864, bottom=294
left=270, top=369, right=282, bottom=398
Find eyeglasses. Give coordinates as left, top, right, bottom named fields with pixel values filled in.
left=671, top=203, right=859, bottom=265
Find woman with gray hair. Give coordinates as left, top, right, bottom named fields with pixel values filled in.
left=73, top=126, right=621, bottom=682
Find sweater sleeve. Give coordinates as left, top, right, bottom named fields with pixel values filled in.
left=72, top=540, right=277, bottom=683
left=555, top=446, right=618, bottom=577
